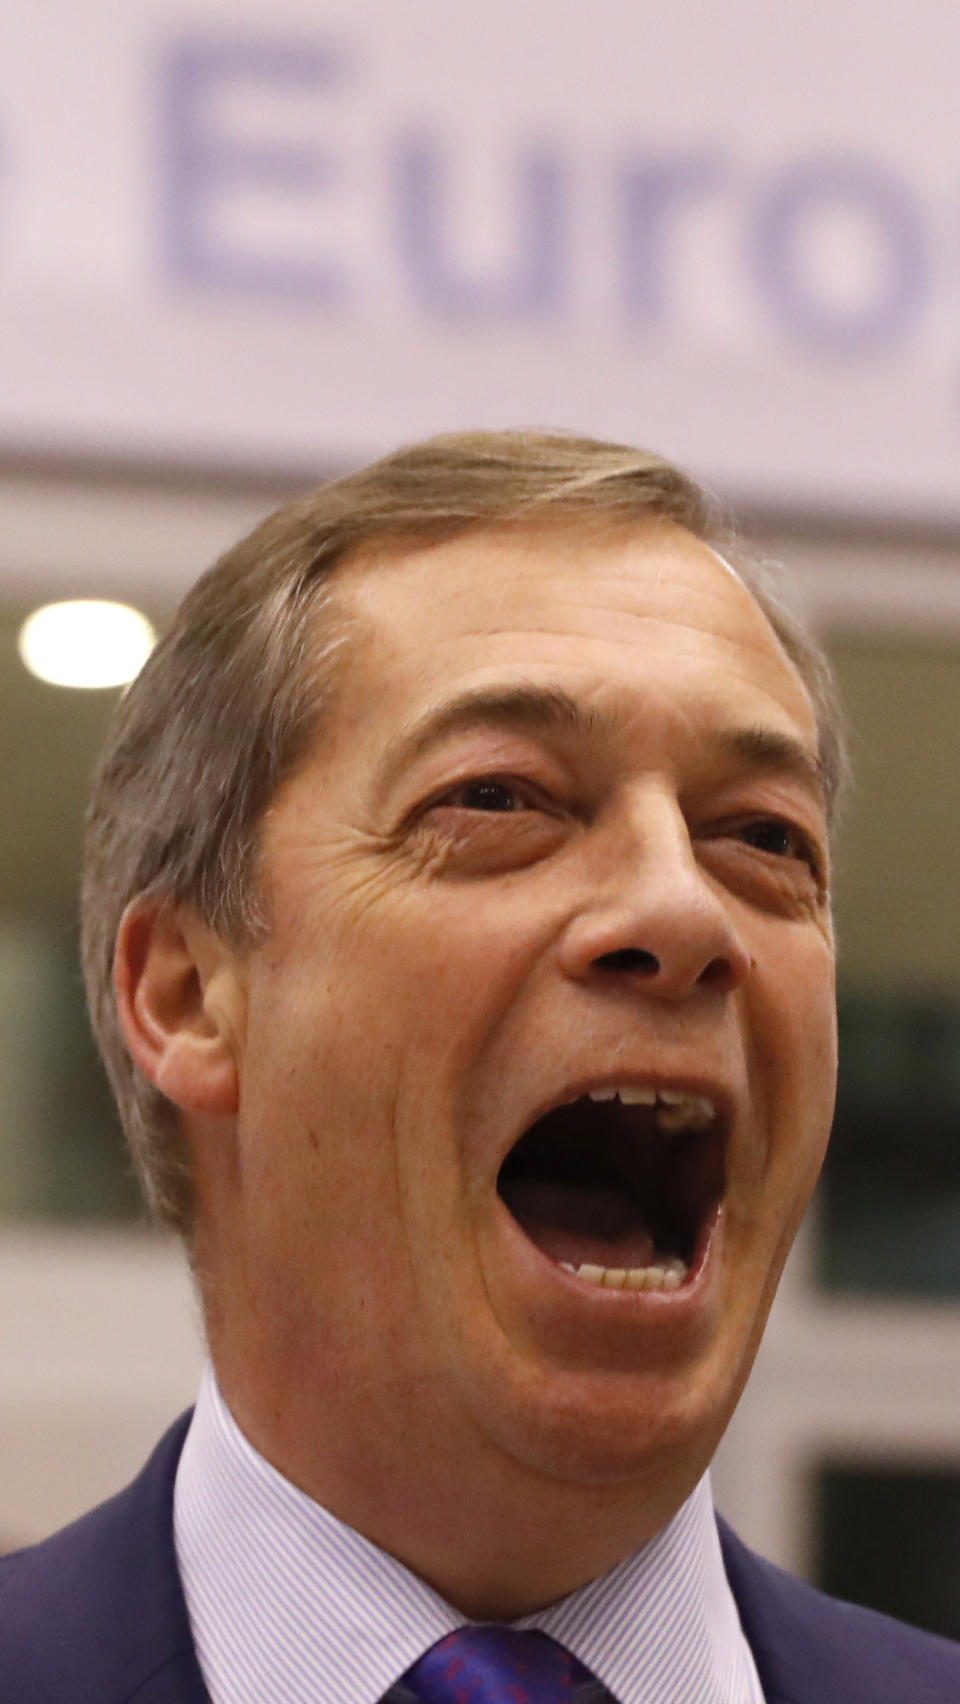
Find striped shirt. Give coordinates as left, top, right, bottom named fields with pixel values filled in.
left=174, top=1367, right=764, bottom=1704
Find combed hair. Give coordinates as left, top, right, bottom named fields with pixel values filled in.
left=81, top=429, right=845, bottom=1236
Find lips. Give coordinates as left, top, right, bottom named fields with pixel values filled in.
left=496, top=1085, right=728, bottom=1289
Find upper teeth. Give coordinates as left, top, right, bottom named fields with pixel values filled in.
left=585, top=1086, right=715, bottom=1132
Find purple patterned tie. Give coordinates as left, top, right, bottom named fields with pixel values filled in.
left=403, top=1627, right=592, bottom=1704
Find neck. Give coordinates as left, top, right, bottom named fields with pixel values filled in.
left=209, top=1349, right=711, bottom=1617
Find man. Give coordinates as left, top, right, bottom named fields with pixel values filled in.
left=2, top=430, right=957, bottom=1702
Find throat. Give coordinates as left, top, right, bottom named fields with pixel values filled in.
left=499, top=1176, right=657, bottom=1268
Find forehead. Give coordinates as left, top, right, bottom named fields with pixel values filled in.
left=327, top=519, right=818, bottom=752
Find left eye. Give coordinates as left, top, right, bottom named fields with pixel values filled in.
left=737, top=819, right=803, bottom=857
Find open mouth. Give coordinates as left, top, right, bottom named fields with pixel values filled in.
left=496, top=1087, right=727, bottom=1293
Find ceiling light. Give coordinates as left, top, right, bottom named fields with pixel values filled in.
left=18, top=600, right=156, bottom=689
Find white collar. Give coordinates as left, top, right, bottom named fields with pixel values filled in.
left=174, top=1366, right=762, bottom=1704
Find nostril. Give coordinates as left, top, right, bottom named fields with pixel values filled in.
left=698, top=956, right=736, bottom=990
left=596, top=948, right=660, bottom=974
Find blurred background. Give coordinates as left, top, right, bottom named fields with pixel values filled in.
left=3, top=0, right=960, bottom=1640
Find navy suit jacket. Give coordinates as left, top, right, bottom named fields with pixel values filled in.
left=3, top=1414, right=960, bottom=1704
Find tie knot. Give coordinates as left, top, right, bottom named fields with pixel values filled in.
left=404, top=1627, right=591, bottom=1704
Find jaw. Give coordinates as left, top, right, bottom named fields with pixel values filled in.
left=452, top=1195, right=748, bottom=1491
left=204, top=1095, right=780, bottom=1618
left=424, top=1088, right=804, bottom=1493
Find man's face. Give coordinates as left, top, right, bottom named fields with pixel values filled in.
left=210, top=520, right=836, bottom=1505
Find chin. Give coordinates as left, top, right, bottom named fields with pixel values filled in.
left=461, top=1329, right=744, bottom=1495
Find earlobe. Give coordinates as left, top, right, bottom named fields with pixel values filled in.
left=114, top=899, right=244, bottom=1118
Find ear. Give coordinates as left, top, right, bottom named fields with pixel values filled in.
left=113, top=899, right=245, bottom=1118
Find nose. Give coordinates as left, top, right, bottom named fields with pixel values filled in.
left=558, top=793, right=753, bottom=1000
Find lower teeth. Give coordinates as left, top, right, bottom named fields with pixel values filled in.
left=559, top=1258, right=687, bottom=1292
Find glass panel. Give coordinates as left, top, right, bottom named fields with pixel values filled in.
left=818, top=995, right=960, bottom=1297
left=0, top=909, right=141, bottom=1220
left=817, top=1462, right=960, bottom=1642
left=0, top=603, right=147, bottom=1222
left=826, top=642, right=960, bottom=993
left=817, top=640, right=960, bottom=1297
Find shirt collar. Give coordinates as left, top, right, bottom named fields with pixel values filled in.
left=174, top=1366, right=761, bottom=1704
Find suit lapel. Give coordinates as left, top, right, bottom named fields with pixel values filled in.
left=718, top=1514, right=960, bottom=1704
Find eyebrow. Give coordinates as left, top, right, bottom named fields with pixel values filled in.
left=373, top=685, right=595, bottom=795
left=708, top=724, right=826, bottom=801
left=374, top=682, right=824, bottom=803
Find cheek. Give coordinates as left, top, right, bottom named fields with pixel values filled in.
left=799, top=935, right=838, bottom=1097
left=366, top=882, right=558, bottom=1058
left=236, top=954, right=378, bottom=1184
left=764, top=940, right=838, bottom=1184
left=739, top=908, right=835, bottom=1122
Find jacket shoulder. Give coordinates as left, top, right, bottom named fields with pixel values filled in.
left=720, top=1518, right=960, bottom=1704
left=0, top=1413, right=209, bottom=1704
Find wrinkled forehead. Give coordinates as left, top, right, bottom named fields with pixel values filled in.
left=340, top=516, right=744, bottom=622
left=334, top=518, right=800, bottom=685
left=323, top=517, right=820, bottom=764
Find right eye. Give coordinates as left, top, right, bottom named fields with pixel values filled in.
left=440, top=778, right=533, bottom=813
left=408, top=772, right=570, bottom=878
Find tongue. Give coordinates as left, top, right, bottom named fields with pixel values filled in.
left=500, top=1177, right=656, bottom=1268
